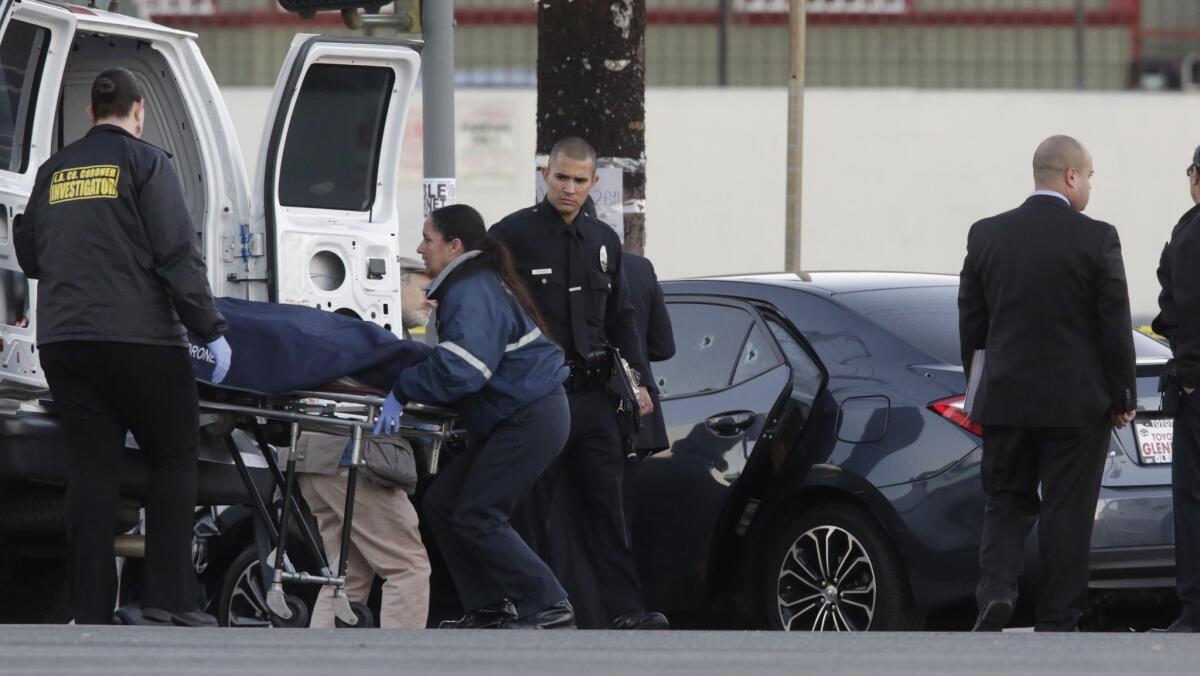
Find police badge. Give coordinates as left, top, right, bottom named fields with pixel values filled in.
left=599, top=245, right=608, bottom=272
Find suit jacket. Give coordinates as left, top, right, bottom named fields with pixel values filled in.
left=958, top=194, right=1136, bottom=428
left=624, top=253, right=676, bottom=452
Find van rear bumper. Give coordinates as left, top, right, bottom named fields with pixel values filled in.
left=0, top=412, right=272, bottom=506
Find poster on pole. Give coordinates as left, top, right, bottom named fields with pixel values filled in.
left=423, top=178, right=457, bottom=216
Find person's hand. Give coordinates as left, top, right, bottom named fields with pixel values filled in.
left=373, top=393, right=404, bottom=436
left=1186, top=386, right=1195, bottom=396
left=637, top=385, right=653, bottom=417
left=1110, top=410, right=1136, bottom=429
left=208, top=336, right=232, bottom=384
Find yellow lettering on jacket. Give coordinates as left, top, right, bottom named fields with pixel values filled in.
left=48, top=165, right=121, bottom=204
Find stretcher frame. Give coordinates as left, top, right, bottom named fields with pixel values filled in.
left=199, top=388, right=460, bottom=627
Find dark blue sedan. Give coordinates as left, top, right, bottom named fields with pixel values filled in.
left=631, top=272, right=1173, bottom=631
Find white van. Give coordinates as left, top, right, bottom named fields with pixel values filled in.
left=0, top=0, right=421, bottom=622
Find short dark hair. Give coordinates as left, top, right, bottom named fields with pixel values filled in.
left=91, top=68, right=144, bottom=121
left=548, top=136, right=597, bottom=171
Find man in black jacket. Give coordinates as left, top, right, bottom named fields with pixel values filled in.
left=620, top=252, right=675, bottom=538
left=14, top=69, right=228, bottom=626
left=1151, top=145, right=1200, bottom=632
left=623, top=253, right=675, bottom=454
left=958, top=134, right=1136, bottom=632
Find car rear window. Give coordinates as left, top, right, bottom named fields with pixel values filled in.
left=1133, top=330, right=1171, bottom=359
left=837, top=286, right=963, bottom=365
left=837, top=285, right=1173, bottom=366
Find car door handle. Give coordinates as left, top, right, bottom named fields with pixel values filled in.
left=705, top=411, right=756, bottom=437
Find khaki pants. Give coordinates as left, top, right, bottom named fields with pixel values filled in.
left=299, top=473, right=431, bottom=628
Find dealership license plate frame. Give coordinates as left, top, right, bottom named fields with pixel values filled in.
left=1134, top=417, right=1173, bottom=465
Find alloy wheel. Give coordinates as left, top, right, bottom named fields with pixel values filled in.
left=776, top=524, right=876, bottom=631
left=227, top=559, right=272, bottom=628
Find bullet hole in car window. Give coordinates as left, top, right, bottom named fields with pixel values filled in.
left=656, top=304, right=760, bottom=399
left=733, top=324, right=782, bottom=385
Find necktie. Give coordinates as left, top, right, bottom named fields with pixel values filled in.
left=566, top=232, right=591, bottom=359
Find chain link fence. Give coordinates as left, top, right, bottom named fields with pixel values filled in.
left=141, top=0, right=1200, bottom=90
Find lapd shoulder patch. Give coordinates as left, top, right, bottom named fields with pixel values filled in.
left=48, top=165, right=120, bottom=204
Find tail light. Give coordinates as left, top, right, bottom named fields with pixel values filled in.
left=928, top=395, right=982, bottom=437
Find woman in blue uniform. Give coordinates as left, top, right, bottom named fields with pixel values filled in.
left=376, top=203, right=573, bottom=629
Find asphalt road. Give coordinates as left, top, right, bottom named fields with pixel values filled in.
left=1, top=626, right=1199, bottom=676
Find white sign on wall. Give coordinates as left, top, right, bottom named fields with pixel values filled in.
left=734, top=0, right=909, bottom=13
left=458, top=104, right=520, bottom=188
left=135, top=0, right=216, bottom=16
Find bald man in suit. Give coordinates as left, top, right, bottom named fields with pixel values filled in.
left=959, top=134, right=1136, bottom=632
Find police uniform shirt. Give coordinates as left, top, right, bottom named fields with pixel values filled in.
left=490, top=198, right=649, bottom=385
left=14, top=124, right=225, bottom=347
left=1154, top=202, right=1200, bottom=387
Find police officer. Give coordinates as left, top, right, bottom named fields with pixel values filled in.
left=491, top=136, right=668, bottom=630
left=1152, top=144, right=1200, bottom=633
left=14, top=69, right=229, bottom=626
left=383, top=204, right=573, bottom=629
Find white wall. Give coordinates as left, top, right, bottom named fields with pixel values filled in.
left=220, top=86, right=1200, bottom=322
left=800, top=89, right=1200, bottom=324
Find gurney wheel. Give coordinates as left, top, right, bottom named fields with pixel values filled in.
left=269, top=594, right=309, bottom=628
left=335, top=601, right=375, bottom=629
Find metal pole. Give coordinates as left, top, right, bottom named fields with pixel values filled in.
left=1073, top=0, right=1086, bottom=90
left=784, top=0, right=806, bottom=274
left=717, top=0, right=731, bottom=87
left=422, top=0, right=456, bottom=215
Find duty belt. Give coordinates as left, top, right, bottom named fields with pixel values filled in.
left=565, top=350, right=613, bottom=392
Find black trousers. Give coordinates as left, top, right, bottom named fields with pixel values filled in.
left=422, top=390, right=570, bottom=618
left=1173, top=390, right=1200, bottom=622
left=513, top=386, right=645, bottom=627
left=976, top=420, right=1109, bottom=631
left=39, top=341, right=201, bottom=625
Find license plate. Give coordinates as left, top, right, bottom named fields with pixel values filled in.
left=1134, top=418, right=1173, bottom=465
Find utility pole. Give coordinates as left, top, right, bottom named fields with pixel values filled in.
left=421, top=0, right=456, bottom=214
left=1073, top=0, right=1085, bottom=90
left=537, top=0, right=647, bottom=254
left=784, top=0, right=805, bottom=273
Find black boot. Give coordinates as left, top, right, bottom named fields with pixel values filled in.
left=141, top=607, right=218, bottom=627
left=971, top=598, right=1014, bottom=632
left=608, top=611, right=670, bottom=630
left=505, top=600, right=576, bottom=629
left=439, top=600, right=518, bottom=629
left=1151, top=617, right=1200, bottom=633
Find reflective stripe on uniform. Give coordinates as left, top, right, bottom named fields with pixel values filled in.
left=439, top=341, right=494, bottom=380
left=505, top=328, right=542, bottom=353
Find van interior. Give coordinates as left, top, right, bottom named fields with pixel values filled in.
left=55, top=32, right=208, bottom=239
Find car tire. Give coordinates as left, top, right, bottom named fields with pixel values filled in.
left=217, top=545, right=276, bottom=628
left=764, top=503, right=923, bottom=631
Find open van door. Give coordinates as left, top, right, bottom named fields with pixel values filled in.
left=0, top=2, right=76, bottom=389
left=0, top=0, right=14, bottom=38
left=252, top=35, right=420, bottom=335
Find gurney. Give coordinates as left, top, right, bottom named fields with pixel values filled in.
left=191, top=299, right=463, bottom=627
